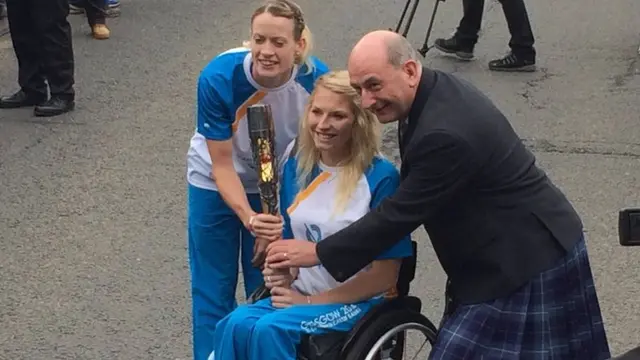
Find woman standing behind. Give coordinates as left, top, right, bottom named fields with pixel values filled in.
left=185, top=1, right=329, bottom=359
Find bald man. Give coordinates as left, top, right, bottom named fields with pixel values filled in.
left=266, top=30, right=610, bottom=360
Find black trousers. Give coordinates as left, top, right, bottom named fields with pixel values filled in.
left=6, top=0, right=75, bottom=99
left=81, top=0, right=106, bottom=26
left=455, top=0, right=536, bottom=59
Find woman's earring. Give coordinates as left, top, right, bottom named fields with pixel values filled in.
left=294, top=52, right=302, bottom=64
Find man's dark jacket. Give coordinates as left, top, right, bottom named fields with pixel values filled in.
left=316, top=68, right=583, bottom=304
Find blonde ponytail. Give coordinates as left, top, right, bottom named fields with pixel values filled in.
left=297, top=25, right=314, bottom=75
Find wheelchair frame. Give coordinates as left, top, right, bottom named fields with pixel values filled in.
left=247, top=241, right=439, bottom=360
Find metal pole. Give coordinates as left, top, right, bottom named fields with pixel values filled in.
left=418, top=0, right=444, bottom=56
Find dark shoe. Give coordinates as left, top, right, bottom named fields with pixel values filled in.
left=433, top=37, right=475, bottom=61
left=106, top=0, right=121, bottom=17
left=34, top=97, right=75, bottom=117
left=488, top=52, right=536, bottom=72
left=0, top=90, right=46, bottom=109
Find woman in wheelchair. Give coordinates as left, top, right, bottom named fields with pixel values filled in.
left=208, top=70, right=413, bottom=360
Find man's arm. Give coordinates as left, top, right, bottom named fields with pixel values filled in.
left=316, top=131, right=477, bottom=282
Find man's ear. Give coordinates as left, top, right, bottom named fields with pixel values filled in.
left=403, top=60, right=421, bottom=87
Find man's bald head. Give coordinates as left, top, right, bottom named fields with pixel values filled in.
left=349, top=30, right=422, bottom=69
left=347, top=30, right=423, bottom=124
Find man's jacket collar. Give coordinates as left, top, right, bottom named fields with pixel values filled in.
left=407, top=67, right=436, bottom=125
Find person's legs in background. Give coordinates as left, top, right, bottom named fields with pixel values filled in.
left=487, top=0, right=536, bottom=72
left=0, top=0, right=49, bottom=110
left=71, top=0, right=120, bottom=17
left=30, top=0, right=75, bottom=117
left=83, top=0, right=110, bottom=39
left=433, top=0, right=537, bottom=72
left=433, top=0, right=484, bottom=61
left=69, top=0, right=84, bottom=14
left=105, top=0, right=121, bottom=17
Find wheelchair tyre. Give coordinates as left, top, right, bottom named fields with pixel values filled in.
left=344, top=309, right=437, bottom=360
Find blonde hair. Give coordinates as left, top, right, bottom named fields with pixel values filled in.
left=295, top=71, right=382, bottom=214
left=244, top=0, right=315, bottom=74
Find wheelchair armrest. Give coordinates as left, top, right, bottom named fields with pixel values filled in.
left=247, top=283, right=270, bottom=304
left=339, top=295, right=423, bottom=356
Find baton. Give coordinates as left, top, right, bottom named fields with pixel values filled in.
left=247, top=104, right=280, bottom=216
left=246, top=104, right=280, bottom=302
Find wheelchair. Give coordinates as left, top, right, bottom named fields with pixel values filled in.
left=247, top=240, right=439, bottom=360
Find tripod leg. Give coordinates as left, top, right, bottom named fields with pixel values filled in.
left=402, top=0, right=422, bottom=37
left=418, top=0, right=444, bottom=56
left=393, top=0, right=413, bottom=33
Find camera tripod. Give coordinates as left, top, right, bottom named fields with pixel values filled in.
left=391, top=0, right=447, bottom=57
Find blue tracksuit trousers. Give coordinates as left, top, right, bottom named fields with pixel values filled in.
left=188, top=183, right=264, bottom=360
left=210, top=297, right=383, bottom=360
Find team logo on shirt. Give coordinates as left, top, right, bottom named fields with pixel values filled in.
left=304, top=224, right=322, bottom=243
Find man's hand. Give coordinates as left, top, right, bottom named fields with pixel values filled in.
left=266, top=240, right=320, bottom=269
left=270, top=286, right=307, bottom=308
left=263, top=266, right=294, bottom=289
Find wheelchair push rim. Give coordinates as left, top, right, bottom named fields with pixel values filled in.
left=342, top=306, right=438, bottom=360
left=364, top=322, right=436, bottom=360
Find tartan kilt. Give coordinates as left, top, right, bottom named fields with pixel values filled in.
left=429, top=236, right=611, bottom=360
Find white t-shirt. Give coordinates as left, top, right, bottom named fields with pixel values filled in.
left=186, top=47, right=329, bottom=193
left=278, top=141, right=414, bottom=297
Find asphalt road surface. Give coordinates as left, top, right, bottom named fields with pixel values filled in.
left=1, top=0, right=639, bottom=359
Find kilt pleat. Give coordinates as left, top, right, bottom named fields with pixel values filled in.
left=429, top=236, right=611, bottom=360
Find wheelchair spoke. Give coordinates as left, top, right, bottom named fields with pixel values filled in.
left=409, top=338, right=430, bottom=360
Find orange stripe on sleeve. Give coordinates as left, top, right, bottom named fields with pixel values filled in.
left=232, top=91, right=267, bottom=134
left=287, top=172, right=332, bottom=214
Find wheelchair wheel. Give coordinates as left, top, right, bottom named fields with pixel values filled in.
left=344, top=309, right=438, bottom=360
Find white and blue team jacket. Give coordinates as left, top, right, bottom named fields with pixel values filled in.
left=279, top=141, right=414, bottom=297
left=186, top=47, right=329, bottom=193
